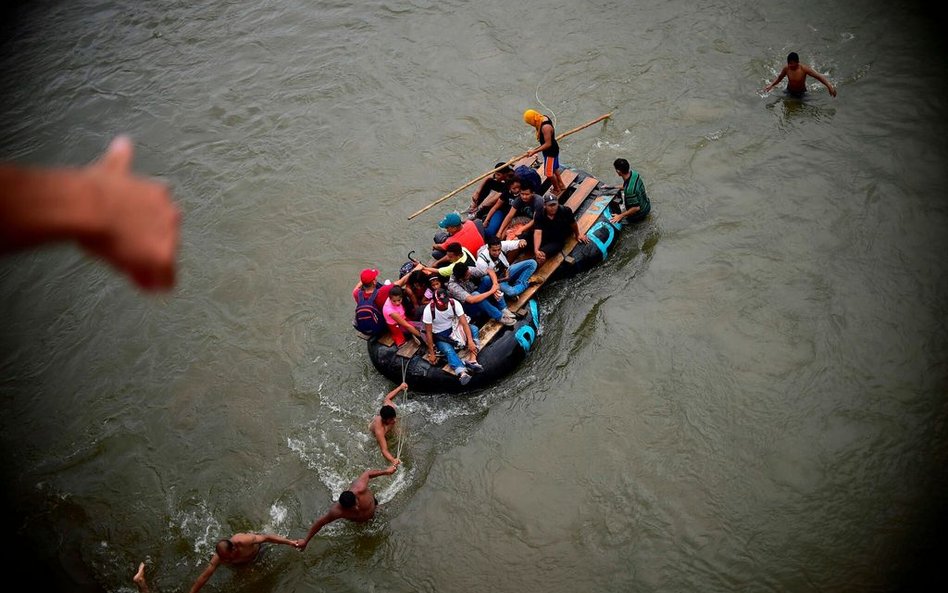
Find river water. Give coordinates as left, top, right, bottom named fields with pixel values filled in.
left=1, top=1, right=946, bottom=591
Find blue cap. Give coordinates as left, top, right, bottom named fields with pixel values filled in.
left=439, top=212, right=463, bottom=228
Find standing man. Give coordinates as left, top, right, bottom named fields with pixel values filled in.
left=132, top=532, right=301, bottom=593
left=297, top=465, right=399, bottom=550
left=763, top=52, right=837, bottom=98
left=533, top=195, right=588, bottom=265
left=369, top=382, right=409, bottom=465
left=523, top=109, right=566, bottom=195
left=609, top=158, right=652, bottom=225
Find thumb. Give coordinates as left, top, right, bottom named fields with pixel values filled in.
left=100, top=135, right=134, bottom=172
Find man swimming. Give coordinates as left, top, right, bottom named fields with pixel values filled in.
left=296, top=464, right=398, bottom=550
left=132, top=531, right=301, bottom=592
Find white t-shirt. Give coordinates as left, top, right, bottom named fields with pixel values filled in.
left=421, top=299, right=465, bottom=334
left=475, top=240, right=519, bottom=274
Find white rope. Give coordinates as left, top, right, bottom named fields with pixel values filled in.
left=536, top=75, right=556, bottom=129
left=395, top=360, right=409, bottom=460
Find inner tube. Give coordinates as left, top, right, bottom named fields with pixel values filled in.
left=367, top=299, right=541, bottom=393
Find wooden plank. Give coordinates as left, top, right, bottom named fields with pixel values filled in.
left=396, top=338, right=421, bottom=359
left=461, top=174, right=601, bottom=357
left=505, top=176, right=601, bottom=314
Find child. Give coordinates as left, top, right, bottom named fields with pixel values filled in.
left=764, top=52, right=837, bottom=98
left=382, top=286, right=422, bottom=347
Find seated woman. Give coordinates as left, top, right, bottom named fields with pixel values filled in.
left=382, top=286, right=423, bottom=347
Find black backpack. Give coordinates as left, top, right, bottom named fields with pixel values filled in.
left=353, top=286, right=385, bottom=335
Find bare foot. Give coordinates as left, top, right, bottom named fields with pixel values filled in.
left=133, top=562, right=149, bottom=592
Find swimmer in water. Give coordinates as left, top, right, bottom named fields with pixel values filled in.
left=764, top=52, right=837, bottom=98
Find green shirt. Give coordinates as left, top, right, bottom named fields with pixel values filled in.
left=622, top=171, right=651, bottom=218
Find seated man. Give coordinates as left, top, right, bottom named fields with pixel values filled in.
left=469, top=163, right=514, bottom=219
left=446, top=262, right=516, bottom=326
left=421, top=241, right=476, bottom=280
left=422, top=288, right=482, bottom=385
left=479, top=177, right=521, bottom=239
left=496, top=182, right=545, bottom=240
left=352, top=267, right=392, bottom=336
left=609, top=158, right=651, bottom=225
left=533, top=194, right=589, bottom=265
left=475, top=235, right=538, bottom=298
left=431, top=211, right=485, bottom=260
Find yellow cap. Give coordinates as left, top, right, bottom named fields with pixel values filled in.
left=523, top=109, right=543, bottom=127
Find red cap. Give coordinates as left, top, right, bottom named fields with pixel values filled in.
left=360, top=268, right=379, bottom=284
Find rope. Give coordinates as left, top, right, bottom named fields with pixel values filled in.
left=395, top=360, right=409, bottom=461
left=536, top=76, right=557, bottom=129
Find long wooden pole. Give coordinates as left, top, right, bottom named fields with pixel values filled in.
left=407, top=112, right=612, bottom=220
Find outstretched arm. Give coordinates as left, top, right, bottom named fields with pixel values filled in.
left=352, top=465, right=398, bottom=491
left=298, top=509, right=341, bottom=550
left=253, top=533, right=302, bottom=549
left=188, top=555, right=221, bottom=593
left=383, top=382, right=408, bottom=407
left=373, top=423, right=399, bottom=465
left=0, top=136, right=181, bottom=291
left=390, top=311, right=422, bottom=338
left=763, top=66, right=788, bottom=92
left=803, top=65, right=837, bottom=97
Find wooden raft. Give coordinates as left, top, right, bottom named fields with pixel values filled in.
left=441, top=172, right=602, bottom=372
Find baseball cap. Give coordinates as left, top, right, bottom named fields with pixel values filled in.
left=434, top=288, right=449, bottom=304
left=439, top=212, right=463, bottom=228
left=543, top=194, right=558, bottom=205
left=360, top=268, right=379, bottom=284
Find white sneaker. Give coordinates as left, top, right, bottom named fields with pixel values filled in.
left=500, top=316, right=516, bottom=327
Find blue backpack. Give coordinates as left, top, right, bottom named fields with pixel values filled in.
left=353, top=286, right=385, bottom=335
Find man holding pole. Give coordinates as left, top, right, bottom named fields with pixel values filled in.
left=523, top=109, right=565, bottom=196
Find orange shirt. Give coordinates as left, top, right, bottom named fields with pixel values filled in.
left=436, top=220, right=485, bottom=254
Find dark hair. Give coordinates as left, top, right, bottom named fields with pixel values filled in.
left=389, top=285, right=403, bottom=298
left=787, top=52, right=799, bottom=63
left=428, top=273, right=442, bottom=285
left=613, top=158, right=630, bottom=175
left=339, top=490, right=356, bottom=508
left=496, top=165, right=513, bottom=176
left=486, top=235, right=501, bottom=247
left=445, top=242, right=463, bottom=255
left=452, top=262, right=469, bottom=279
left=408, top=269, right=428, bottom=287
left=380, top=405, right=396, bottom=420
left=216, top=539, right=234, bottom=555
